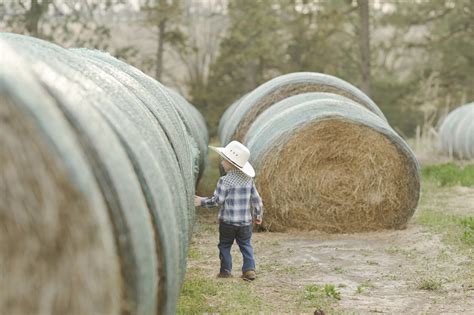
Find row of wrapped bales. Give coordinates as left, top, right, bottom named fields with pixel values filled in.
left=219, top=73, right=420, bottom=233
left=0, top=33, right=207, bottom=315
left=165, top=87, right=209, bottom=181
left=439, top=102, right=474, bottom=160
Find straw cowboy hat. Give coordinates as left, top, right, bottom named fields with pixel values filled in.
left=209, top=141, right=255, bottom=177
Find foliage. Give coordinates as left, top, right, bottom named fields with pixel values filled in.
left=0, top=0, right=137, bottom=58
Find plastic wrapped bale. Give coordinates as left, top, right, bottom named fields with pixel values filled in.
left=165, top=87, right=208, bottom=182
left=220, top=72, right=387, bottom=145
left=1, top=33, right=177, bottom=315
left=71, top=49, right=196, bottom=230
left=0, top=40, right=121, bottom=315
left=218, top=94, right=247, bottom=145
left=439, top=102, right=474, bottom=160
left=69, top=48, right=194, bottom=292
left=245, top=98, right=420, bottom=233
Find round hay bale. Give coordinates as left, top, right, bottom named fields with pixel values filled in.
left=2, top=33, right=160, bottom=315
left=0, top=41, right=121, bottom=315
left=218, top=94, right=247, bottom=144
left=72, top=49, right=198, bottom=217
left=245, top=92, right=359, bottom=142
left=246, top=99, right=420, bottom=233
left=165, top=87, right=209, bottom=182
left=220, top=72, right=387, bottom=144
left=439, top=102, right=474, bottom=160
left=69, top=48, right=191, bottom=284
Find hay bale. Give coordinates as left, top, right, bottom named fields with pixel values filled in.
left=218, top=94, right=247, bottom=144
left=165, top=87, right=209, bottom=182
left=220, top=72, right=387, bottom=144
left=0, top=41, right=121, bottom=315
left=245, top=92, right=358, bottom=142
left=439, top=102, right=474, bottom=160
left=1, top=34, right=162, bottom=315
left=73, top=49, right=198, bottom=216
left=245, top=99, right=420, bottom=233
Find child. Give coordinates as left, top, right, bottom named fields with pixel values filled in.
left=194, top=140, right=263, bottom=281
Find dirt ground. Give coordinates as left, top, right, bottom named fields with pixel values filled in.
left=184, top=183, right=474, bottom=314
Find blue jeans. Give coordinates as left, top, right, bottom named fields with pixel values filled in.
left=218, top=222, right=255, bottom=273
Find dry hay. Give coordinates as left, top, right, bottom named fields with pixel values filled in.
left=257, top=119, right=419, bottom=233
left=233, top=83, right=378, bottom=142
left=0, top=95, right=121, bottom=314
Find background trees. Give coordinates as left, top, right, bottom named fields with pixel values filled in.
left=2, top=0, right=472, bottom=137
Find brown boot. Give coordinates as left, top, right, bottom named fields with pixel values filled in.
left=242, top=270, right=256, bottom=281
left=217, top=271, right=232, bottom=278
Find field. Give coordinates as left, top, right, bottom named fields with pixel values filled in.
left=178, top=151, right=474, bottom=314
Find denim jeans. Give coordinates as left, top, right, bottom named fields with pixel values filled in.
left=218, top=222, right=255, bottom=273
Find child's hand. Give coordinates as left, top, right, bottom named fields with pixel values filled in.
left=255, top=218, right=262, bottom=225
left=194, top=195, right=202, bottom=207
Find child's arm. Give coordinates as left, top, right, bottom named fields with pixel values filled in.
left=251, top=183, right=263, bottom=224
left=195, top=178, right=227, bottom=208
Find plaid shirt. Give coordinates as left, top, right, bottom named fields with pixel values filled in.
left=201, top=170, right=263, bottom=226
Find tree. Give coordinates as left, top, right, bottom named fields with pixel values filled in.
left=142, top=0, right=186, bottom=81
left=0, top=0, right=136, bottom=57
left=204, top=0, right=288, bottom=136
left=377, top=0, right=474, bottom=133
left=357, top=0, right=371, bottom=96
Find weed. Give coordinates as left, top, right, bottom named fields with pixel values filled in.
left=324, top=284, right=341, bottom=300
left=356, top=281, right=375, bottom=294
left=333, top=266, right=344, bottom=274
left=304, top=284, right=321, bottom=300
left=417, top=277, right=442, bottom=291
left=304, top=284, right=341, bottom=300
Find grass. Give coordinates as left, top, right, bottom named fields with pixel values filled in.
left=422, top=163, right=474, bottom=187
left=299, top=284, right=340, bottom=313
left=417, top=210, right=474, bottom=247
left=177, top=268, right=263, bottom=314
left=333, top=266, right=344, bottom=274
left=418, top=166, right=474, bottom=248
left=460, top=217, right=474, bottom=246
left=356, top=281, right=375, bottom=294
left=416, top=277, right=442, bottom=291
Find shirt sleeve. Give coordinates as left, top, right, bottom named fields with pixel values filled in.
left=251, top=182, right=263, bottom=219
left=200, top=177, right=227, bottom=208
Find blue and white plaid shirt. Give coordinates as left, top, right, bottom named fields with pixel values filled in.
left=201, top=170, right=263, bottom=226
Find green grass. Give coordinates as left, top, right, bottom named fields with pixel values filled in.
left=460, top=217, right=474, bottom=246
left=356, top=281, right=375, bottom=294
left=303, top=284, right=341, bottom=301
left=177, top=269, right=263, bottom=314
left=422, top=163, right=474, bottom=187
left=417, top=210, right=474, bottom=247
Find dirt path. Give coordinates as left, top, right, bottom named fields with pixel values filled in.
left=184, top=185, right=474, bottom=314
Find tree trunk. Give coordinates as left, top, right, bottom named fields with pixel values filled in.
left=156, top=18, right=166, bottom=81
left=358, top=0, right=371, bottom=97
left=155, top=0, right=169, bottom=81
left=25, top=0, right=48, bottom=37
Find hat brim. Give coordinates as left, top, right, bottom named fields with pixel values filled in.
left=209, top=146, right=255, bottom=178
